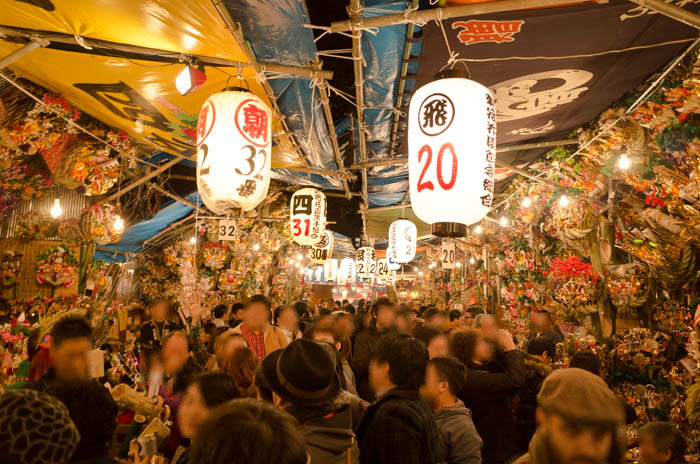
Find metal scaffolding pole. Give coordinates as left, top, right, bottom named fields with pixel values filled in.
left=0, top=40, right=48, bottom=69
left=147, top=183, right=199, bottom=209
left=105, top=157, right=181, bottom=203
left=628, top=0, right=700, bottom=29
left=284, top=165, right=357, bottom=179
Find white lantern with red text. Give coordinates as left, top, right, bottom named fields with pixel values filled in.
left=376, top=258, right=390, bottom=282
left=388, top=219, right=416, bottom=263
left=338, top=258, right=356, bottom=284
left=324, top=258, right=338, bottom=282
left=408, top=70, right=495, bottom=237
left=355, top=246, right=376, bottom=279
left=290, top=188, right=326, bottom=246
left=309, top=230, right=334, bottom=264
left=196, top=90, right=271, bottom=213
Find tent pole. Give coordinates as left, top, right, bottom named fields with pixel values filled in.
left=147, top=183, right=199, bottom=209
left=628, top=0, right=700, bottom=29
left=105, top=157, right=181, bottom=203
left=0, top=40, right=47, bottom=69
left=283, top=166, right=357, bottom=179
left=350, top=0, right=370, bottom=240
left=330, top=0, right=597, bottom=32
left=313, top=58, right=353, bottom=200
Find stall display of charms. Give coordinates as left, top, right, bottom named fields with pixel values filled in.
left=57, top=218, right=80, bottom=241
left=202, top=242, right=229, bottom=270
left=55, top=137, right=120, bottom=195
left=14, top=210, right=56, bottom=241
left=548, top=256, right=600, bottom=316
left=0, top=251, right=21, bottom=287
left=653, top=300, right=691, bottom=334
left=79, top=203, right=123, bottom=245
left=35, top=244, right=78, bottom=287
left=605, top=263, right=649, bottom=314
left=85, top=260, right=111, bottom=296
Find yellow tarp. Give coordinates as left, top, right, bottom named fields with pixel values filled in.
left=0, top=0, right=303, bottom=167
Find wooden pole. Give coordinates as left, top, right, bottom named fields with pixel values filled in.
left=628, top=0, right=700, bottom=28
left=105, top=157, right=181, bottom=203
left=147, top=183, right=198, bottom=209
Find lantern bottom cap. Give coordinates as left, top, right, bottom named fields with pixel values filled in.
left=432, top=222, right=467, bottom=238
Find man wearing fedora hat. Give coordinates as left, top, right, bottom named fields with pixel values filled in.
left=261, top=338, right=360, bottom=464
left=356, top=333, right=440, bottom=464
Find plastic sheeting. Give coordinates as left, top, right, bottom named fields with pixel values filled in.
left=224, top=0, right=341, bottom=190
left=95, top=192, right=202, bottom=262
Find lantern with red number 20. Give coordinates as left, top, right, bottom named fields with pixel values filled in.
left=290, top=188, right=326, bottom=246
left=408, top=70, right=496, bottom=237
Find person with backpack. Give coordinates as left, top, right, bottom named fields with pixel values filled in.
left=260, top=338, right=360, bottom=464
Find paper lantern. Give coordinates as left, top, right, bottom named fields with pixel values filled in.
left=388, top=219, right=416, bottom=264
left=408, top=70, right=496, bottom=237
left=356, top=246, right=376, bottom=279
left=338, top=258, right=356, bottom=284
left=309, top=230, right=334, bottom=264
left=196, top=90, right=272, bottom=214
left=386, top=253, right=401, bottom=271
left=324, top=258, right=338, bottom=282
left=376, top=258, right=390, bottom=282
left=290, top=188, right=326, bottom=246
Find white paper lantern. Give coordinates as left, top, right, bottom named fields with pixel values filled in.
left=309, top=230, right=334, bottom=264
left=338, top=258, right=356, bottom=284
left=376, top=258, right=390, bottom=282
left=386, top=253, right=401, bottom=271
left=324, top=258, right=338, bottom=282
left=388, top=219, right=416, bottom=263
left=355, top=246, right=376, bottom=279
left=408, top=72, right=495, bottom=236
left=290, top=188, right=326, bottom=246
left=196, top=90, right=272, bottom=214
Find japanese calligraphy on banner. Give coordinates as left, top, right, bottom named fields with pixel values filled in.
left=376, top=258, right=390, bottom=282
left=309, top=230, right=334, bottom=264
left=356, top=246, right=377, bottom=279
left=324, top=258, right=338, bottom=282
left=196, top=90, right=271, bottom=214
left=409, top=76, right=494, bottom=227
left=388, top=219, right=417, bottom=264
left=338, top=258, right=356, bottom=284
left=290, top=188, right=326, bottom=246
left=441, top=241, right=457, bottom=269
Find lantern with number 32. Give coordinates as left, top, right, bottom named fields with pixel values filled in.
left=408, top=70, right=495, bottom=237
left=196, top=90, right=272, bottom=214
left=290, top=188, right=326, bottom=246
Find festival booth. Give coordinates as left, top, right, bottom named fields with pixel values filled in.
left=0, top=0, right=699, bottom=459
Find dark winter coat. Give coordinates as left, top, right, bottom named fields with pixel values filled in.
left=352, top=322, right=392, bottom=401
left=434, top=400, right=482, bottom=464
left=137, top=320, right=183, bottom=349
left=459, top=350, right=526, bottom=464
left=357, top=388, right=440, bottom=464
left=296, top=405, right=360, bottom=464
left=514, top=356, right=552, bottom=455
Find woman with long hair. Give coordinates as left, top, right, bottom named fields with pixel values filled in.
left=220, top=346, right=259, bottom=398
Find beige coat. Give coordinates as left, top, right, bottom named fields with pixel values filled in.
left=231, top=324, right=289, bottom=356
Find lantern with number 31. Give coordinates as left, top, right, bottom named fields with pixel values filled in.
left=408, top=69, right=495, bottom=237
left=196, top=89, right=272, bottom=214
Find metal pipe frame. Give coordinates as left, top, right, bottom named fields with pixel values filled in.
left=0, top=40, right=48, bottom=69
left=628, top=0, right=700, bottom=28
left=330, top=0, right=598, bottom=32
left=105, top=157, right=181, bottom=203
left=0, top=25, right=332, bottom=79
left=147, top=182, right=199, bottom=209
left=284, top=165, right=358, bottom=179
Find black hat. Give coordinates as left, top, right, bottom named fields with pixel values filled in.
left=261, top=338, right=340, bottom=407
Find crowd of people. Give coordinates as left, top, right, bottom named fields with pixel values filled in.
left=0, top=295, right=691, bottom=464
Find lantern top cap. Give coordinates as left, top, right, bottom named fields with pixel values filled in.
left=222, top=86, right=251, bottom=93
left=433, top=68, right=470, bottom=80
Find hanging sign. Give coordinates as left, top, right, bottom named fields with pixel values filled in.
left=356, top=246, right=376, bottom=279
left=376, top=258, right=390, bottom=282
left=324, top=258, right=338, bottom=282
left=338, top=258, right=356, bottom=284
left=408, top=73, right=495, bottom=236
left=385, top=270, right=396, bottom=286
left=290, top=188, right=326, bottom=246
left=309, top=230, right=334, bottom=264
left=388, top=219, right=417, bottom=264
left=197, top=90, right=272, bottom=214
left=441, top=241, right=456, bottom=269
left=218, top=219, right=236, bottom=241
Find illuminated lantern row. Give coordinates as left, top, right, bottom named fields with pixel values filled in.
left=290, top=188, right=326, bottom=246
left=356, top=246, right=376, bottom=279
left=388, top=219, right=416, bottom=264
left=338, top=258, right=356, bottom=284
left=376, top=258, right=390, bottom=282
left=408, top=69, right=495, bottom=237
left=196, top=90, right=272, bottom=214
left=324, top=258, right=338, bottom=282
left=309, top=230, right=334, bottom=264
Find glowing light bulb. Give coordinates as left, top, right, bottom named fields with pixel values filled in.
left=189, top=236, right=196, bottom=244
left=470, top=257, right=476, bottom=264
left=522, top=197, right=531, bottom=208
left=617, top=154, right=630, bottom=170
left=456, top=261, right=462, bottom=268
left=295, top=262, right=301, bottom=268
left=413, top=266, right=418, bottom=271
left=253, top=243, right=260, bottom=251
left=559, top=195, right=569, bottom=207
left=50, top=199, right=62, bottom=218
left=474, top=225, right=483, bottom=235
left=418, top=271, right=424, bottom=277
left=113, top=215, right=124, bottom=231
left=297, top=253, right=303, bottom=260
left=500, top=216, right=508, bottom=227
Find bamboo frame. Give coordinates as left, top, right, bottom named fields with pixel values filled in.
left=628, top=0, right=700, bottom=29
left=105, top=157, right=181, bottom=203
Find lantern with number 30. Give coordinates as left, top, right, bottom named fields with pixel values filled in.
left=196, top=89, right=272, bottom=214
